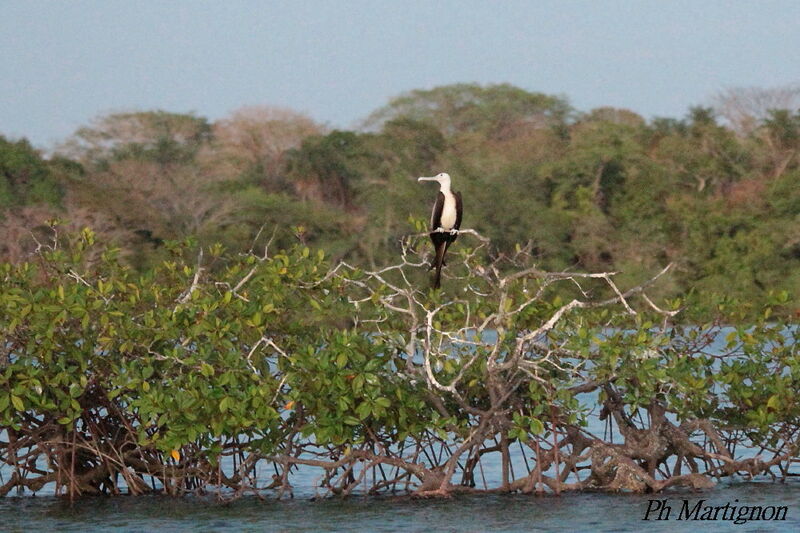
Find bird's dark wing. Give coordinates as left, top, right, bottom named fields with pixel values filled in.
left=430, top=191, right=445, bottom=230
left=454, top=191, right=463, bottom=230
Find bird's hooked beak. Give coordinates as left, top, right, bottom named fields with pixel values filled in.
left=417, top=176, right=436, bottom=182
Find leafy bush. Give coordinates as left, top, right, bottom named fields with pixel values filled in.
left=0, top=228, right=797, bottom=498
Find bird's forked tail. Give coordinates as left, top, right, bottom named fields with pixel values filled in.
left=432, top=241, right=447, bottom=289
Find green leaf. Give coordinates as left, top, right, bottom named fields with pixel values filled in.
left=356, top=402, right=372, bottom=419
left=220, top=397, right=231, bottom=413
left=200, top=362, right=215, bottom=377
left=11, top=395, right=24, bottom=412
left=767, top=395, right=780, bottom=410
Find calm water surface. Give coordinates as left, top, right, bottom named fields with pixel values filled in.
left=1, top=482, right=799, bottom=532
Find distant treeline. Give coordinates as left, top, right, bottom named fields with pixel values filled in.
left=1, top=83, right=799, bottom=317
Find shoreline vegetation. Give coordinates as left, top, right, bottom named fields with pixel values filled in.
left=0, top=227, right=797, bottom=500
left=0, top=83, right=798, bottom=500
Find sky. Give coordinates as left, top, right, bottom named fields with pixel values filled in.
left=2, top=1, right=800, bottom=148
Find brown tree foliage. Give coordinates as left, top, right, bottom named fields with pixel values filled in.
left=713, top=84, right=800, bottom=135
left=209, top=106, right=324, bottom=188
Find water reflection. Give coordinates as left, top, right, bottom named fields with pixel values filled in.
left=1, top=482, right=799, bottom=532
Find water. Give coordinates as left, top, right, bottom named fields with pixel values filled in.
left=1, top=482, right=799, bottom=532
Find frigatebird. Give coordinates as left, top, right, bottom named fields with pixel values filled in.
left=418, top=173, right=463, bottom=289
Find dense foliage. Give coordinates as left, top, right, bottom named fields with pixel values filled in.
left=1, top=83, right=798, bottom=317
left=0, top=228, right=797, bottom=498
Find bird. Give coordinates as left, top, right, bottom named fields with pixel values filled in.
left=417, top=172, right=463, bottom=289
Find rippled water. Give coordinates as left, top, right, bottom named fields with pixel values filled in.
left=1, top=482, right=799, bottom=532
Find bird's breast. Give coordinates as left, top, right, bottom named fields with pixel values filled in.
left=440, top=193, right=457, bottom=229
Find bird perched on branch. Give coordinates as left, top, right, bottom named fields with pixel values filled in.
left=418, top=172, right=463, bottom=289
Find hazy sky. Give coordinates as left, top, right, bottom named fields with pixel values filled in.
left=2, top=1, right=799, bottom=148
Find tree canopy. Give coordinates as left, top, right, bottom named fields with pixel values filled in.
left=1, top=83, right=798, bottom=317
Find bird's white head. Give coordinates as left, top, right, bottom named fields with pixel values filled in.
left=417, top=172, right=451, bottom=190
